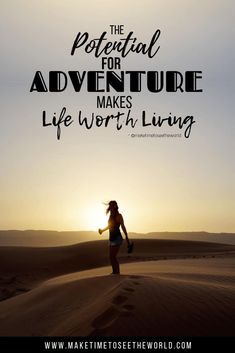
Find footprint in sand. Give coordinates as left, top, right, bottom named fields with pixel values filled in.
left=91, top=284, right=136, bottom=332
left=91, top=301, right=136, bottom=330
left=129, top=275, right=142, bottom=286
left=123, top=287, right=135, bottom=292
left=112, top=295, right=128, bottom=305
left=91, top=306, right=119, bottom=329
left=122, top=304, right=135, bottom=310
left=91, top=300, right=134, bottom=330
left=120, top=304, right=135, bottom=317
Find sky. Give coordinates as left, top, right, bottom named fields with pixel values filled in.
left=0, top=0, right=235, bottom=233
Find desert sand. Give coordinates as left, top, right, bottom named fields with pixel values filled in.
left=0, top=239, right=234, bottom=336
left=1, top=230, right=235, bottom=247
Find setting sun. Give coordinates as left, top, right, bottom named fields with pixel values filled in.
left=84, top=203, right=108, bottom=231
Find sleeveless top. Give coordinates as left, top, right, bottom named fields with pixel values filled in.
left=108, top=214, right=123, bottom=241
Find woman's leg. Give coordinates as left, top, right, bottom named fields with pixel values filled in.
left=109, top=245, right=121, bottom=274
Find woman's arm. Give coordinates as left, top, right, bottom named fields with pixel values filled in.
left=119, top=214, right=130, bottom=244
left=98, top=225, right=109, bottom=235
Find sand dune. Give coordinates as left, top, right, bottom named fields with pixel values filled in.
left=0, top=240, right=234, bottom=336
left=0, top=230, right=98, bottom=247
left=1, top=230, right=235, bottom=247
left=0, top=239, right=234, bottom=302
left=0, top=258, right=234, bottom=336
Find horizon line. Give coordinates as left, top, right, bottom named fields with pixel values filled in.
left=0, top=229, right=234, bottom=235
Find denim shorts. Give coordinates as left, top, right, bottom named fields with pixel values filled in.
left=109, top=236, right=123, bottom=246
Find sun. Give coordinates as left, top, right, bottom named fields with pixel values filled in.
left=84, top=203, right=108, bottom=231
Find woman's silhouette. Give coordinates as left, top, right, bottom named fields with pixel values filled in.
left=98, top=200, right=133, bottom=275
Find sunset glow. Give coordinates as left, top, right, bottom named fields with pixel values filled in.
left=84, top=203, right=108, bottom=231
left=1, top=0, right=234, bottom=233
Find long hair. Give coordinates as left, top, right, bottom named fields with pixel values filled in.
left=105, top=200, right=119, bottom=216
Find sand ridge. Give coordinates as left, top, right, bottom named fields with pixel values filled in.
left=0, top=239, right=234, bottom=302
left=0, top=258, right=234, bottom=336
left=0, top=240, right=234, bottom=336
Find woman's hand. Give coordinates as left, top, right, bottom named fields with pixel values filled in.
left=98, top=225, right=109, bottom=235
left=127, top=241, right=134, bottom=253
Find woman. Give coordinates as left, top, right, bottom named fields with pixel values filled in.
left=98, top=200, right=133, bottom=275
